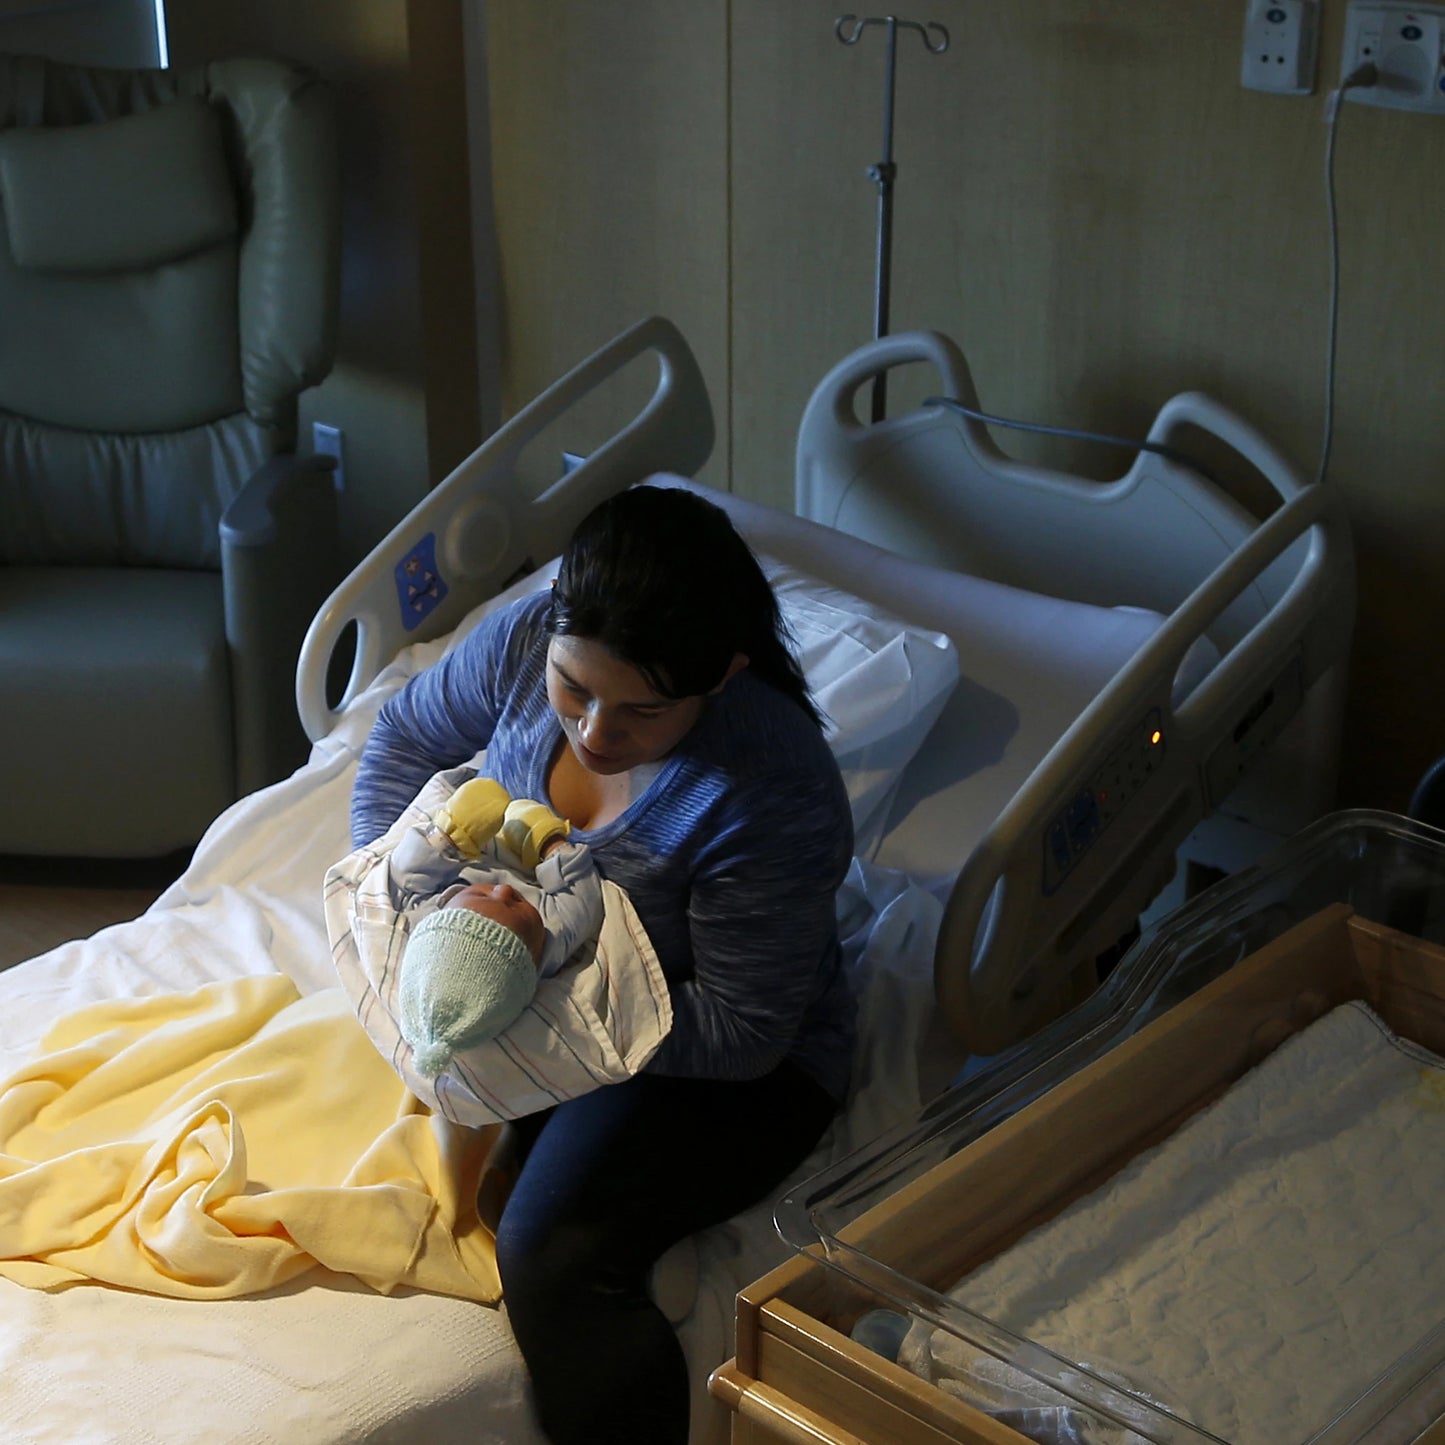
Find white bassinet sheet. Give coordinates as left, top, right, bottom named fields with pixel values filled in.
left=899, top=1001, right=1445, bottom=1445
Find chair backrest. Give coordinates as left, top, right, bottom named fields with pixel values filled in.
left=0, top=53, right=339, bottom=569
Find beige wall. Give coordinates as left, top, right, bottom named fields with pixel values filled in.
left=167, top=0, right=480, bottom=566
left=484, top=1, right=730, bottom=483
left=483, top=1, right=1445, bottom=813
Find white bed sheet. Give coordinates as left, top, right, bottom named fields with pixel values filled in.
left=0, top=582, right=966, bottom=1445
left=0, top=800, right=954, bottom=1443
left=873, top=601, right=1219, bottom=895
left=0, top=509, right=1200, bottom=1442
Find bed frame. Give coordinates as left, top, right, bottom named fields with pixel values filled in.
left=297, top=316, right=1353, bottom=1057
left=793, top=329, right=1353, bottom=1051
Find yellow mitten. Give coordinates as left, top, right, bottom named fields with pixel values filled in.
left=500, top=798, right=571, bottom=869
left=434, top=776, right=511, bottom=859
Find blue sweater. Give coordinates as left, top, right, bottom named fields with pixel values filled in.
left=351, top=593, right=857, bottom=1101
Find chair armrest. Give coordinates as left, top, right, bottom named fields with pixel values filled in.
left=221, top=453, right=341, bottom=794
left=221, top=451, right=337, bottom=547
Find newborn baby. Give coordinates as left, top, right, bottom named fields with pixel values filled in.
left=387, top=777, right=604, bottom=1075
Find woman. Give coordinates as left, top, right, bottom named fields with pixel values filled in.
left=350, top=483, right=855, bottom=1444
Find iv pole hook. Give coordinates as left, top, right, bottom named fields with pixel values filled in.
left=834, top=14, right=949, bottom=422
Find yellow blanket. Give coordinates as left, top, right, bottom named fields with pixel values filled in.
left=0, top=976, right=502, bottom=1301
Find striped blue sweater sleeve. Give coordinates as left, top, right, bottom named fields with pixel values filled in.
left=644, top=763, right=853, bottom=1084
left=350, top=609, right=518, bottom=848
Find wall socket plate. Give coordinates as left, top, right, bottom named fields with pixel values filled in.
left=312, top=422, right=346, bottom=492
left=1242, top=0, right=1320, bottom=94
left=1341, top=2, right=1445, bottom=112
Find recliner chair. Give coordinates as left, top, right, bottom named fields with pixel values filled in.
left=0, top=51, right=342, bottom=858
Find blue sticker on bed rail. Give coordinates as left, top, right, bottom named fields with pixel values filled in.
left=395, top=534, right=448, bottom=631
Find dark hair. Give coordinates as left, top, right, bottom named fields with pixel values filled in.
left=547, top=485, right=822, bottom=728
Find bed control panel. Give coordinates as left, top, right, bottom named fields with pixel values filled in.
left=395, top=533, right=449, bottom=631
left=1044, top=708, right=1166, bottom=895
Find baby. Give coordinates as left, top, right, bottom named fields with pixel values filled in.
left=387, top=775, right=603, bottom=1076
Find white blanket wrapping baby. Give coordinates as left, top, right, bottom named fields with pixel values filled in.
left=325, top=768, right=673, bottom=1127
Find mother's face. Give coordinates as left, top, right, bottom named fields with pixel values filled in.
left=545, top=635, right=706, bottom=775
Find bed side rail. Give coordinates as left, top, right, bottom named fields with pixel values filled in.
left=295, top=316, right=714, bottom=743
left=935, top=477, right=1353, bottom=1055
left=796, top=329, right=1354, bottom=1054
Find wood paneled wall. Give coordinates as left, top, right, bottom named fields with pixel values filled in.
left=485, top=1, right=1445, bottom=812
left=485, top=2, right=730, bottom=478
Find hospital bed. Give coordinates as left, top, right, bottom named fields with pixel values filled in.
left=0, top=315, right=1350, bottom=1443
left=301, top=314, right=1352, bottom=1057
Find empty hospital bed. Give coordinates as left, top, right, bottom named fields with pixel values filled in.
left=0, top=315, right=1350, bottom=1443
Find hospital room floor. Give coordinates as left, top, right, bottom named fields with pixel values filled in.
left=0, top=853, right=187, bottom=971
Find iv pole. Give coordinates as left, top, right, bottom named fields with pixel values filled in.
left=834, top=14, right=949, bottom=423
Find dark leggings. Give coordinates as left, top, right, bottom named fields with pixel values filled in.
left=495, top=1062, right=838, bottom=1445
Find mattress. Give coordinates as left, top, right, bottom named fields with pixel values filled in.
left=899, top=999, right=1445, bottom=1444
left=0, top=582, right=971, bottom=1445
left=0, top=489, right=1211, bottom=1442
left=0, top=774, right=962, bottom=1445
left=871, top=611, right=1217, bottom=895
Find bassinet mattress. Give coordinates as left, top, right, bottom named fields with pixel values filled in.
left=900, top=1001, right=1445, bottom=1444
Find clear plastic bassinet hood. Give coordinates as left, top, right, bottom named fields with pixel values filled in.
left=774, top=811, right=1445, bottom=1445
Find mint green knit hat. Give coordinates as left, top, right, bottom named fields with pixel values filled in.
left=399, top=906, right=538, bottom=1076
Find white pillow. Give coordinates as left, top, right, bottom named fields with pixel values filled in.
left=761, top=557, right=960, bottom=858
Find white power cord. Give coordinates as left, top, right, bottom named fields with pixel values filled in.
left=922, top=61, right=1380, bottom=494
left=1317, top=62, right=1378, bottom=486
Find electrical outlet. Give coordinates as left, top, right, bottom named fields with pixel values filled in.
left=312, top=422, right=346, bottom=492
left=1341, top=2, right=1445, bottom=112
left=1242, top=0, right=1319, bottom=94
